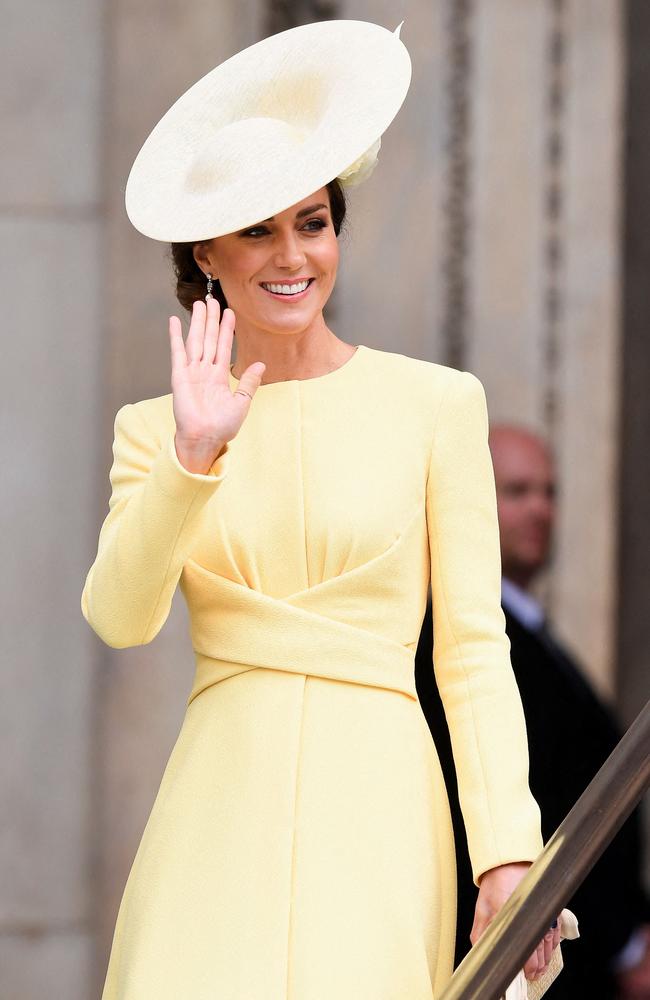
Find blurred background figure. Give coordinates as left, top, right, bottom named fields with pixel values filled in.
left=416, top=425, right=650, bottom=998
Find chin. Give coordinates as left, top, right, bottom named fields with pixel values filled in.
left=520, top=553, right=547, bottom=577
left=259, top=310, right=322, bottom=336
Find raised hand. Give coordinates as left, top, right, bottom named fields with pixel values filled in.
left=169, top=298, right=265, bottom=473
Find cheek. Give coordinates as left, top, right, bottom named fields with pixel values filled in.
left=211, top=234, right=261, bottom=280
left=498, top=504, right=522, bottom=537
left=317, top=236, right=339, bottom=277
left=214, top=249, right=264, bottom=302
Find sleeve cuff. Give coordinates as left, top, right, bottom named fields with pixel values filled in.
left=170, top=434, right=230, bottom=479
left=474, top=844, right=543, bottom=888
left=152, top=434, right=230, bottom=499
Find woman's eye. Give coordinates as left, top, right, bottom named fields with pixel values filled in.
left=240, top=219, right=326, bottom=237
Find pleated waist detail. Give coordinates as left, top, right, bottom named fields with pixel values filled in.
left=182, top=560, right=418, bottom=705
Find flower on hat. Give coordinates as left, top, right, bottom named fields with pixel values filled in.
left=336, top=137, right=382, bottom=188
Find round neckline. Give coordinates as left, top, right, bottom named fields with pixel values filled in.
left=228, top=344, right=365, bottom=389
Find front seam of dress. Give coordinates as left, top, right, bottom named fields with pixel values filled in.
left=286, top=382, right=308, bottom=998
left=285, top=674, right=307, bottom=1000
left=297, top=383, right=311, bottom=590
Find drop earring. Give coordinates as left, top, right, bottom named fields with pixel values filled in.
left=205, top=273, right=214, bottom=300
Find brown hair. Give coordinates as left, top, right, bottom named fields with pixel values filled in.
left=169, top=179, right=347, bottom=314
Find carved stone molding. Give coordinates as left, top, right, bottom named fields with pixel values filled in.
left=441, top=0, right=474, bottom=370
left=541, top=0, right=568, bottom=439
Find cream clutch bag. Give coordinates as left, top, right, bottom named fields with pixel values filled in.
left=503, top=909, right=580, bottom=1000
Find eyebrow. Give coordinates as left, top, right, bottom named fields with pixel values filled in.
left=262, top=203, right=328, bottom=223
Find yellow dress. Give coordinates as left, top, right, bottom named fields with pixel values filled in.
left=82, top=344, right=543, bottom=1000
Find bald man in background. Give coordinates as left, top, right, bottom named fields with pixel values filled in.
left=415, top=424, right=650, bottom=998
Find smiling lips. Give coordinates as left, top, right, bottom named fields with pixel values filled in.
left=260, top=278, right=314, bottom=297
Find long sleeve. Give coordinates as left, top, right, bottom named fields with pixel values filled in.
left=425, top=370, right=543, bottom=884
left=81, top=401, right=230, bottom=648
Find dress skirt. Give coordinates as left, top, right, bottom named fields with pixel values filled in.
left=101, top=665, right=457, bottom=999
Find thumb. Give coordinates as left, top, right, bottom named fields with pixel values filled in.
left=235, top=362, right=266, bottom=400
left=470, top=895, right=494, bottom=945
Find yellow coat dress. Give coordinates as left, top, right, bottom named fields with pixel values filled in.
left=82, top=344, right=543, bottom=1000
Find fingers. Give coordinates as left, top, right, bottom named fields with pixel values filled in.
left=523, top=947, right=540, bottom=980
left=469, top=918, right=482, bottom=947
left=543, top=927, right=555, bottom=967
left=523, top=922, right=559, bottom=981
left=176, top=299, right=230, bottom=369
left=169, top=315, right=186, bottom=371
left=215, top=308, right=236, bottom=371
left=202, top=296, right=221, bottom=364
left=186, top=300, right=206, bottom=364
left=469, top=894, right=493, bottom=947
left=234, top=362, right=266, bottom=403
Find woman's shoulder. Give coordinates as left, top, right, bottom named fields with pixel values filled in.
left=359, top=345, right=483, bottom=401
left=112, top=392, right=174, bottom=443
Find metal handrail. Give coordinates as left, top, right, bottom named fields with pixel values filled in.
left=438, top=699, right=650, bottom=1000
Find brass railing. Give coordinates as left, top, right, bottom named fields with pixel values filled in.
left=439, top=699, right=650, bottom=1000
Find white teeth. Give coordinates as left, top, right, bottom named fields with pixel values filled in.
left=262, top=279, right=310, bottom=295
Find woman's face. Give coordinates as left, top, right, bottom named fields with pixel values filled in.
left=194, top=187, right=339, bottom=337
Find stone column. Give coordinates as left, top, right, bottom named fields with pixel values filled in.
left=0, top=2, right=105, bottom=997
left=619, top=0, right=650, bottom=728
left=466, top=0, right=624, bottom=698
left=550, top=0, right=623, bottom=699
left=336, top=0, right=450, bottom=363
left=466, top=0, right=549, bottom=417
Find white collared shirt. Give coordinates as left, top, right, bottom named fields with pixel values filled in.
left=501, top=577, right=545, bottom=632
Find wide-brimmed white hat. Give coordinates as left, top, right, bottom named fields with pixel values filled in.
left=125, top=19, right=411, bottom=242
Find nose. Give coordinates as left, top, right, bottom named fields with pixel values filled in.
left=529, top=488, right=554, bottom=526
left=273, top=230, right=306, bottom=270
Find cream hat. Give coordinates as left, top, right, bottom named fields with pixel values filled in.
left=125, top=19, right=411, bottom=242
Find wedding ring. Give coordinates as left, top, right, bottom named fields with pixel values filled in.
left=234, top=388, right=253, bottom=400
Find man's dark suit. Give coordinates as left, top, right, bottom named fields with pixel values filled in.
left=415, top=596, right=649, bottom=997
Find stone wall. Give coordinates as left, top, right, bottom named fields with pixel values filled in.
left=0, top=1, right=104, bottom=996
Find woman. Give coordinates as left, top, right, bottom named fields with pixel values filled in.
left=82, top=19, right=558, bottom=999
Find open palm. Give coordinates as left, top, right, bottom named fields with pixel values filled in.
left=169, top=298, right=265, bottom=462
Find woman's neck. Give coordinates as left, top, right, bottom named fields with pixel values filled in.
left=230, top=316, right=355, bottom=384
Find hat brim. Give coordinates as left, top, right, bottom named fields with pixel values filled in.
left=125, top=19, right=411, bottom=242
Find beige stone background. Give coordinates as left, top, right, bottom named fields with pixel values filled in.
left=2, top=0, right=649, bottom=996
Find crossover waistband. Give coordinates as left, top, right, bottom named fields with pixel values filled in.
left=182, top=562, right=418, bottom=705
